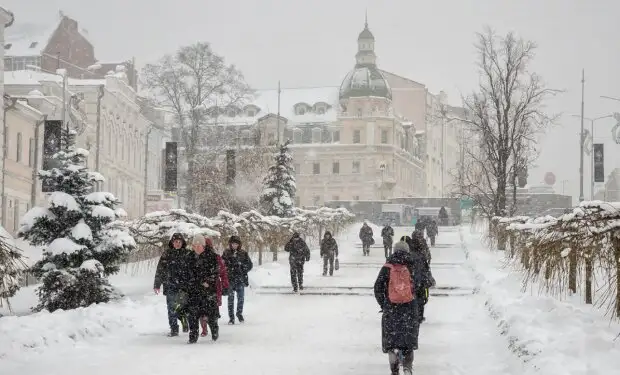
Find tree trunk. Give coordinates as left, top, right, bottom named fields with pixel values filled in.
left=585, top=256, right=593, bottom=304
left=271, top=244, right=278, bottom=262
left=568, top=244, right=577, bottom=294
left=258, top=245, right=263, bottom=266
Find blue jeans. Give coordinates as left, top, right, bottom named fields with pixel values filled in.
left=166, top=292, right=179, bottom=331
left=228, top=285, right=245, bottom=319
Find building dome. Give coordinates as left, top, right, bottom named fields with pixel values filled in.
left=358, top=25, right=374, bottom=40
left=339, top=65, right=392, bottom=101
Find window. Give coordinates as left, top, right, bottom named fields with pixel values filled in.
left=316, top=106, right=326, bottom=115
left=313, top=195, right=321, bottom=206
left=29, top=42, right=38, bottom=48
left=312, top=128, right=322, bottom=143
left=293, top=130, right=302, bottom=143
left=247, top=110, right=255, bottom=117
left=16, top=132, right=22, bottom=162
left=332, top=130, right=340, bottom=143
left=13, top=199, right=19, bottom=232
left=332, top=162, right=340, bottom=174
left=357, top=108, right=363, bottom=117
left=293, top=163, right=300, bottom=175
left=332, top=195, right=339, bottom=201
left=28, top=137, right=34, bottom=166
left=267, top=132, right=275, bottom=144
left=352, top=161, right=361, bottom=174
left=353, top=195, right=360, bottom=201
left=381, top=130, right=388, bottom=144
left=353, top=130, right=361, bottom=144
left=313, top=162, right=320, bottom=174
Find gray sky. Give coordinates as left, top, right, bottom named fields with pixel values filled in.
left=5, top=0, right=620, bottom=202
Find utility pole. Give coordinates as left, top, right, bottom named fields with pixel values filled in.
left=579, top=69, right=585, bottom=202
left=95, top=85, right=104, bottom=175
left=31, top=114, right=48, bottom=209
left=1, top=96, right=17, bottom=227
left=143, top=125, right=153, bottom=215
left=276, top=81, right=281, bottom=145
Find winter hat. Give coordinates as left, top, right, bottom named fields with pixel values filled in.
left=393, top=241, right=410, bottom=253
left=192, top=233, right=206, bottom=247
left=229, top=235, right=242, bottom=245
left=169, top=233, right=187, bottom=248
left=324, top=231, right=332, bottom=238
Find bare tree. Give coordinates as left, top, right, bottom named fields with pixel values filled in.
left=141, top=42, right=252, bottom=211
left=456, top=28, right=557, bottom=222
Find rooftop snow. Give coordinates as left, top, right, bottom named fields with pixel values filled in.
left=4, top=70, right=106, bottom=86
left=214, top=86, right=340, bottom=126
left=4, top=21, right=58, bottom=57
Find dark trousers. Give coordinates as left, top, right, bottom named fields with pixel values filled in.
left=416, top=289, right=427, bottom=321
left=384, top=242, right=392, bottom=258
left=165, top=292, right=179, bottom=332
left=362, top=242, right=370, bottom=255
left=228, top=284, right=245, bottom=318
left=323, top=255, right=334, bottom=276
left=429, top=235, right=436, bottom=246
left=290, top=262, right=304, bottom=291
left=388, top=349, right=414, bottom=375
left=188, top=305, right=218, bottom=341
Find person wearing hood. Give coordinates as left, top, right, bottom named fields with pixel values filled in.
left=401, top=235, right=434, bottom=323
left=186, top=234, right=220, bottom=344
left=374, top=241, right=419, bottom=375
left=320, top=231, right=339, bottom=276
left=153, top=232, right=191, bottom=337
left=284, top=232, right=311, bottom=292
left=222, top=235, right=253, bottom=324
left=381, top=223, right=395, bottom=259
left=359, top=222, right=374, bottom=256
left=200, top=237, right=229, bottom=337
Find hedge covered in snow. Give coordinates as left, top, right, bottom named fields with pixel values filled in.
left=126, top=206, right=356, bottom=264
left=489, top=201, right=620, bottom=318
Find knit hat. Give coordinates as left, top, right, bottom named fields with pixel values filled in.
left=168, top=233, right=186, bottom=248
left=192, top=233, right=206, bottom=247
left=393, top=241, right=410, bottom=253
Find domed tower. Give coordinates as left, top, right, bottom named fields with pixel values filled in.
left=339, top=15, right=392, bottom=103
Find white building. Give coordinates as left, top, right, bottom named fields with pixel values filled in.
left=0, top=6, right=14, bottom=224
left=4, top=67, right=149, bottom=218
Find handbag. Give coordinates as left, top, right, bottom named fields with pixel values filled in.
left=335, top=257, right=339, bottom=271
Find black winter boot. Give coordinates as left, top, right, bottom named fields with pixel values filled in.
left=236, top=313, right=244, bottom=323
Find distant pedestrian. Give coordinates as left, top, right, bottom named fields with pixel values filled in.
left=222, top=235, right=253, bottom=324
left=284, top=232, right=311, bottom=292
left=320, top=231, right=339, bottom=276
left=381, top=223, right=395, bottom=259
left=359, top=221, right=374, bottom=256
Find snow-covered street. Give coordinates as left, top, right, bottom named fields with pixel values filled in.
left=2, top=226, right=526, bottom=375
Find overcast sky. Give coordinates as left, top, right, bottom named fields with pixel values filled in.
left=4, top=0, right=620, bottom=202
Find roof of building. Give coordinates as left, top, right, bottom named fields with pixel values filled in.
left=213, top=86, right=340, bottom=125
left=4, top=69, right=105, bottom=86
left=4, top=13, right=91, bottom=57
left=339, top=65, right=392, bottom=101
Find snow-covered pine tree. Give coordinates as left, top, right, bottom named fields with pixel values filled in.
left=0, top=226, right=26, bottom=309
left=260, top=140, right=297, bottom=217
left=18, top=128, right=136, bottom=312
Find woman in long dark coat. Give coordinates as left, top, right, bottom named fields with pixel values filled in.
left=374, top=241, right=419, bottom=375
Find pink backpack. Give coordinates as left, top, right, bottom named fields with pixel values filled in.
left=384, top=264, right=414, bottom=304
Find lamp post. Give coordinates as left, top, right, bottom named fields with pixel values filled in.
left=571, top=114, right=613, bottom=199
left=143, top=125, right=154, bottom=215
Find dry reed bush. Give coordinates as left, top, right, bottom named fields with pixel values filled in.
left=125, top=206, right=356, bottom=263
left=498, top=202, right=620, bottom=318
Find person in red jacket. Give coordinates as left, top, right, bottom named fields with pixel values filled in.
left=200, top=237, right=229, bottom=337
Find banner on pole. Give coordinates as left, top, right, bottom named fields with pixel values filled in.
left=164, top=142, right=178, bottom=192
left=594, top=143, right=605, bottom=183
left=41, top=120, right=62, bottom=193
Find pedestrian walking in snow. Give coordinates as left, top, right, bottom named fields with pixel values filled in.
left=284, top=232, right=311, bottom=292
left=381, top=223, right=395, bottom=259
left=153, top=232, right=191, bottom=337
left=320, top=231, right=339, bottom=276
left=426, top=220, right=438, bottom=247
left=401, top=236, right=434, bottom=323
left=222, top=235, right=253, bottom=324
left=374, top=241, right=419, bottom=375
left=200, top=238, right=229, bottom=337
left=186, top=234, right=220, bottom=344
left=359, top=222, right=374, bottom=256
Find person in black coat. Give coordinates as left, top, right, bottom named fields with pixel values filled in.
left=320, top=231, right=338, bottom=276
left=359, top=222, right=374, bottom=256
left=222, top=235, right=253, bottom=324
left=153, top=232, right=191, bottom=337
left=374, top=241, right=419, bottom=375
left=284, top=232, right=311, bottom=292
left=186, top=234, right=220, bottom=344
left=381, top=224, right=395, bottom=259
left=402, top=235, right=434, bottom=323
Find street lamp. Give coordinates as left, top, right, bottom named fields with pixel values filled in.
left=570, top=114, right=613, bottom=199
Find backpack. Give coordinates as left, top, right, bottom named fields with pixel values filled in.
left=384, top=263, right=414, bottom=304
